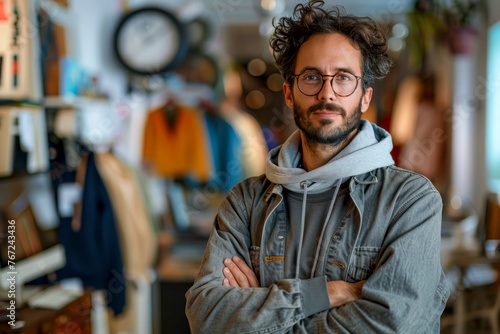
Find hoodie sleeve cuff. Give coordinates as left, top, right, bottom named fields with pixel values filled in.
left=301, top=276, right=330, bottom=317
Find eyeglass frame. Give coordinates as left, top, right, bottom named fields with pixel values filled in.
left=291, top=71, right=363, bottom=97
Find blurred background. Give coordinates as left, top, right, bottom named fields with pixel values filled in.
left=0, top=0, right=499, bottom=333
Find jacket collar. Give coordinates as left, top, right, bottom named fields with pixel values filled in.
left=264, top=183, right=282, bottom=202
left=353, top=170, right=378, bottom=184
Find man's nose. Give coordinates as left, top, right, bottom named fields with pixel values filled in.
left=317, top=77, right=337, bottom=102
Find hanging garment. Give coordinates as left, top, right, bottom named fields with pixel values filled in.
left=224, top=109, right=268, bottom=179
left=398, top=100, right=447, bottom=181
left=142, top=106, right=211, bottom=181
left=203, top=112, right=242, bottom=193
left=133, top=168, right=160, bottom=233
left=57, top=152, right=126, bottom=316
left=95, top=152, right=158, bottom=332
left=390, top=76, right=422, bottom=146
left=95, top=152, right=157, bottom=274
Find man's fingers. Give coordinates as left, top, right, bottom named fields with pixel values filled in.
left=224, top=258, right=250, bottom=287
left=232, top=256, right=260, bottom=287
left=222, top=256, right=260, bottom=288
left=222, top=278, right=233, bottom=288
left=223, top=266, right=240, bottom=287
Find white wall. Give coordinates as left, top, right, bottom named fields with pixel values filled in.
left=69, top=0, right=128, bottom=100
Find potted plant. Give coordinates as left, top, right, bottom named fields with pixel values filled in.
left=407, top=0, right=445, bottom=71
left=443, top=0, right=488, bottom=55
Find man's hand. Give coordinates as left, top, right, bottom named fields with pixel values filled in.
left=327, top=280, right=366, bottom=308
left=222, top=256, right=260, bottom=288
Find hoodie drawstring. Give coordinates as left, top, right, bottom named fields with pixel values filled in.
left=296, top=181, right=309, bottom=278
left=295, top=179, right=342, bottom=279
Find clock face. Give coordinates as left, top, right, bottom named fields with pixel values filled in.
left=113, top=8, right=188, bottom=75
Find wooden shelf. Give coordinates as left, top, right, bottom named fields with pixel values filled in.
left=0, top=289, right=92, bottom=334
left=44, top=96, right=109, bottom=108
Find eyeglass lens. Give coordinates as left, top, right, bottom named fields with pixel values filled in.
left=297, top=72, right=358, bottom=96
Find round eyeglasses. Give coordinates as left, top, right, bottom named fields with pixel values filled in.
left=292, top=71, right=362, bottom=97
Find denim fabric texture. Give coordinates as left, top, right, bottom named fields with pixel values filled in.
left=185, top=166, right=450, bottom=333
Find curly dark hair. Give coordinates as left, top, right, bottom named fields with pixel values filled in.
left=270, top=1, right=392, bottom=90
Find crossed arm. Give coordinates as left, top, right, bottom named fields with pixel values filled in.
left=222, top=255, right=365, bottom=308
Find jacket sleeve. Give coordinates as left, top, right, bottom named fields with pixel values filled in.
left=302, top=188, right=450, bottom=333
left=185, top=187, right=331, bottom=334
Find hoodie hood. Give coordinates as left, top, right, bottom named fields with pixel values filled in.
left=265, top=120, right=394, bottom=193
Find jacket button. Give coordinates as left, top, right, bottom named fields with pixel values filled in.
left=333, top=236, right=338, bottom=240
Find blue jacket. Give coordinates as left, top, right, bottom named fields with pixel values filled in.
left=58, top=152, right=126, bottom=315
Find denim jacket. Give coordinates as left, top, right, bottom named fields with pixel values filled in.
left=186, top=165, right=450, bottom=333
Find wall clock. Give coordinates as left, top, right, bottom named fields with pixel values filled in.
left=113, top=7, right=188, bottom=76
left=186, top=17, right=210, bottom=50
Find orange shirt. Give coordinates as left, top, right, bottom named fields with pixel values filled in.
left=142, top=106, right=211, bottom=181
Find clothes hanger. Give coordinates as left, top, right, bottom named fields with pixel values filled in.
left=164, top=97, right=178, bottom=128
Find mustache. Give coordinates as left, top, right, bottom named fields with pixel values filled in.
left=307, top=102, right=346, bottom=116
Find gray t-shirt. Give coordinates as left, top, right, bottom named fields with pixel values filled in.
left=283, top=181, right=350, bottom=279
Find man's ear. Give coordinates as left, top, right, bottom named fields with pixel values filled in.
left=361, top=87, right=373, bottom=113
left=283, top=82, right=294, bottom=109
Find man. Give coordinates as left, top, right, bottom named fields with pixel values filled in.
left=186, top=1, right=449, bottom=333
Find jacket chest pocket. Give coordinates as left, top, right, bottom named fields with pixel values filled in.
left=348, top=247, right=380, bottom=281
left=250, top=244, right=285, bottom=286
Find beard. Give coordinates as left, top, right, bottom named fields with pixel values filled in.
left=293, top=98, right=363, bottom=146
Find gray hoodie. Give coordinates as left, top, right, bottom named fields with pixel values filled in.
left=266, top=119, right=394, bottom=194
left=267, top=120, right=395, bottom=280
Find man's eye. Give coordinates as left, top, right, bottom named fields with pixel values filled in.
left=303, top=73, right=321, bottom=81
left=336, top=74, right=351, bottom=81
